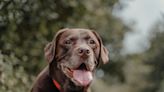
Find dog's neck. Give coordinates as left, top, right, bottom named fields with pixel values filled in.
left=49, top=62, right=89, bottom=92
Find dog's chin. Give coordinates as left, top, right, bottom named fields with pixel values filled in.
left=61, top=64, right=93, bottom=87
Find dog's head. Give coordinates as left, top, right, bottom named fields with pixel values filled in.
left=44, top=28, right=109, bottom=87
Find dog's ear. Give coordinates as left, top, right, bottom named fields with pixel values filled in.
left=44, top=28, right=69, bottom=63
left=44, top=42, right=54, bottom=63
left=92, top=31, right=109, bottom=64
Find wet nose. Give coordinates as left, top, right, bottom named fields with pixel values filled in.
left=77, top=47, right=90, bottom=56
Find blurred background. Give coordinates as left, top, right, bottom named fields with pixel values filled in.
left=0, top=0, right=164, bottom=92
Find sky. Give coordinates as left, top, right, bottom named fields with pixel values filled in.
left=113, top=0, right=164, bottom=54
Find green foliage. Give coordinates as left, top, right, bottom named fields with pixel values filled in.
left=143, top=22, right=164, bottom=92
left=0, top=52, right=33, bottom=92
left=0, top=0, right=125, bottom=91
left=1, top=0, right=163, bottom=92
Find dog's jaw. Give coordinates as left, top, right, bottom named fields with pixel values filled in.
left=60, top=63, right=94, bottom=87
left=50, top=61, right=91, bottom=92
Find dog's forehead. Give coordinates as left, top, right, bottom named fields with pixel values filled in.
left=61, top=29, right=97, bottom=39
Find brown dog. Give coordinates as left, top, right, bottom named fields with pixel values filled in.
left=31, top=28, right=109, bottom=92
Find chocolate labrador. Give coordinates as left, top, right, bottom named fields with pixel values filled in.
left=31, top=28, right=109, bottom=92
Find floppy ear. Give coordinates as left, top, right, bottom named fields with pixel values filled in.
left=44, top=42, right=54, bottom=63
left=44, top=28, right=69, bottom=63
left=92, top=31, right=109, bottom=64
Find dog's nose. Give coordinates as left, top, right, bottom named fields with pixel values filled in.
left=77, top=47, right=90, bottom=56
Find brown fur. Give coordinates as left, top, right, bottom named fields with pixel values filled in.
left=31, top=28, right=109, bottom=92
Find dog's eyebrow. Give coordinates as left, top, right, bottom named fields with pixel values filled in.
left=84, top=35, right=90, bottom=40
left=70, top=37, right=78, bottom=41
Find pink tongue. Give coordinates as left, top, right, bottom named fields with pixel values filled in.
left=73, top=70, right=93, bottom=86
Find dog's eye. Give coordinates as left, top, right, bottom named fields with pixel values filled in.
left=89, top=40, right=95, bottom=44
left=64, top=40, right=71, bottom=44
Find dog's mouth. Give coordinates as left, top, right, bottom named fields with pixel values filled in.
left=63, top=63, right=93, bottom=86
